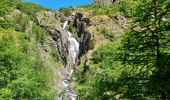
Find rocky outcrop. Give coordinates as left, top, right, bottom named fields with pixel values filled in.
left=36, top=11, right=93, bottom=64
left=112, top=14, right=129, bottom=28
left=37, top=11, right=69, bottom=63
left=36, top=11, right=93, bottom=99
left=73, top=13, right=93, bottom=57
left=94, top=0, right=122, bottom=6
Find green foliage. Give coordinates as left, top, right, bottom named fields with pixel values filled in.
left=0, top=0, right=21, bottom=16
left=49, top=43, right=62, bottom=62
left=0, top=0, right=22, bottom=28
left=0, top=1, right=11, bottom=16
left=0, top=88, right=13, bottom=100
left=68, top=23, right=77, bottom=35
left=89, top=39, right=96, bottom=49
left=0, top=19, right=11, bottom=30
left=0, top=29, right=54, bottom=99
left=59, top=8, right=72, bottom=17
left=118, top=0, right=135, bottom=17
left=0, top=13, right=29, bottom=30
left=119, top=0, right=170, bottom=99
left=16, top=2, right=48, bottom=21
left=89, top=5, right=120, bottom=17
left=32, top=23, right=47, bottom=44
left=75, top=43, right=124, bottom=99
left=75, top=0, right=170, bottom=99
left=7, top=60, right=54, bottom=100
left=101, top=27, right=114, bottom=41
left=82, top=0, right=134, bottom=18
left=0, top=1, right=58, bottom=100
left=10, top=13, right=30, bottom=32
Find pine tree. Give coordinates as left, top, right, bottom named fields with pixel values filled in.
left=121, top=0, right=170, bottom=99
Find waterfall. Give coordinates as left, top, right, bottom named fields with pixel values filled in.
left=63, top=20, right=68, bottom=29
left=58, top=20, right=79, bottom=100
left=63, top=20, right=79, bottom=67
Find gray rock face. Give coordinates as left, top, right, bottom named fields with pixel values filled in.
left=94, top=0, right=122, bottom=6
left=112, top=14, right=129, bottom=28
left=73, top=13, right=92, bottom=57
left=36, top=11, right=93, bottom=99
left=36, top=11, right=93, bottom=65
left=37, top=11, right=69, bottom=64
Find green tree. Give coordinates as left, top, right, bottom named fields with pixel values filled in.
left=120, top=0, right=170, bottom=99
left=75, top=43, right=124, bottom=99
left=0, top=29, right=54, bottom=99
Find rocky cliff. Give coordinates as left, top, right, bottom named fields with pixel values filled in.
left=36, top=3, right=127, bottom=99
left=94, top=0, right=122, bottom=6
left=36, top=11, right=93, bottom=65
left=36, top=11, right=93, bottom=99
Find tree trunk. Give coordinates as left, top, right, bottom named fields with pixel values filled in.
left=160, top=89, right=166, bottom=100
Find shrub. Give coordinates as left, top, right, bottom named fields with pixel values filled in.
left=0, top=0, right=20, bottom=16
left=32, top=23, right=47, bottom=44
left=101, top=27, right=114, bottom=41
left=50, top=45, right=61, bottom=62
left=16, top=2, right=48, bottom=21
left=0, top=29, right=54, bottom=99
left=59, top=8, right=72, bottom=17
left=68, top=23, right=77, bottom=35
left=89, top=39, right=96, bottom=49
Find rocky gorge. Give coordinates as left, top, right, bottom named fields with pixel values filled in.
left=36, top=11, right=93, bottom=99
left=1, top=0, right=169, bottom=99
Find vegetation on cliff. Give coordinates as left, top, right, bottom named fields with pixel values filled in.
left=0, top=0, right=169, bottom=100
left=0, top=1, right=57, bottom=99
left=74, top=0, right=170, bottom=100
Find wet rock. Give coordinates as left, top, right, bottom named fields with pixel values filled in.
left=82, top=18, right=91, bottom=26
left=79, top=31, right=91, bottom=55
left=73, top=13, right=94, bottom=57
left=76, top=12, right=83, bottom=21
left=77, top=22, right=85, bottom=38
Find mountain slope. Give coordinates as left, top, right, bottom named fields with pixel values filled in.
left=1, top=0, right=169, bottom=100
left=0, top=1, right=128, bottom=99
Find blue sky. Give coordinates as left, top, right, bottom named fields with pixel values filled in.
left=23, top=0, right=93, bottom=10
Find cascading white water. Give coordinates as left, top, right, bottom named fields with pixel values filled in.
left=67, top=31, right=79, bottom=66
left=63, top=20, right=68, bottom=30
left=63, top=20, right=79, bottom=68
left=58, top=20, right=79, bottom=100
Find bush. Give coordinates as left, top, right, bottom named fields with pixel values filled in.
left=101, top=27, right=114, bottom=41
left=59, top=8, right=72, bottom=17
left=81, top=1, right=133, bottom=18
left=49, top=44, right=61, bottom=62
left=75, top=43, right=124, bottom=99
left=0, top=29, right=54, bottom=99
left=32, top=23, right=47, bottom=44
left=68, top=23, right=77, bottom=35
left=0, top=19, right=12, bottom=29
left=0, top=88, right=13, bottom=100
left=16, top=2, right=48, bottom=21
left=89, top=39, right=96, bottom=49
left=0, top=0, right=20, bottom=16
left=119, top=0, right=133, bottom=17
